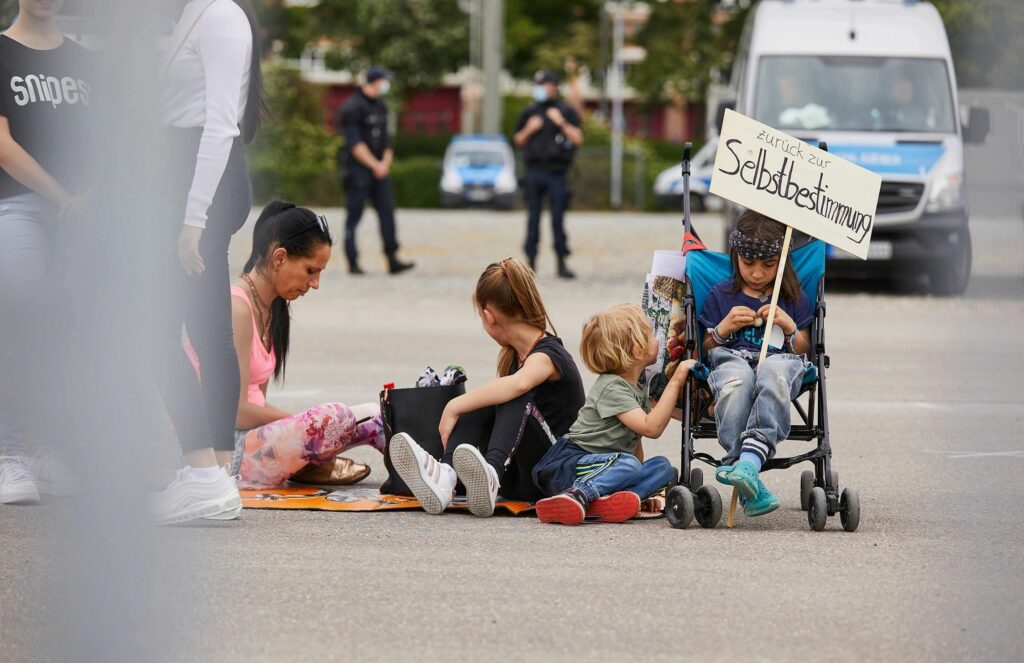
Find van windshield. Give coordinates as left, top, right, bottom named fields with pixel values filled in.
left=753, top=56, right=956, bottom=134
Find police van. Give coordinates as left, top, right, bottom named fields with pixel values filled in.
left=719, top=0, right=988, bottom=294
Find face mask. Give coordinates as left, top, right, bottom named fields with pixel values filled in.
left=379, top=80, right=391, bottom=96
left=532, top=85, right=549, bottom=103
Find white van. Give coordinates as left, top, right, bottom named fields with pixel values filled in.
left=720, top=0, right=988, bottom=294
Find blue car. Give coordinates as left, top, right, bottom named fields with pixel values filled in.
left=440, top=135, right=518, bottom=209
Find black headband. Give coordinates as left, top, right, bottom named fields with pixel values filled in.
left=729, top=229, right=784, bottom=261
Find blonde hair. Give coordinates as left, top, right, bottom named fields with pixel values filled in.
left=579, top=303, right=651, bottom=376
left=474, top=258, right=556, bottom=377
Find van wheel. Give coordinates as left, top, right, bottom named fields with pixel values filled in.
left=688, top=193, right=705, bottom=213
left=929, top=229, right=971, bottom=296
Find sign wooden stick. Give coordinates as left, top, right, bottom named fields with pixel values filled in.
left=726, top=225, right=794, bottom=528
left=758, top=226, right=794, bottom=365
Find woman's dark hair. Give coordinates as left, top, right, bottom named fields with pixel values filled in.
left=231, top=0, right=270, bottom=143
left=243, top=200, right=333, bottom=380
left=729, top=209, right=802, bottom=304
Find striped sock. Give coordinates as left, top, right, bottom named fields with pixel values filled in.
left=740, top=436, right=771, bottom=470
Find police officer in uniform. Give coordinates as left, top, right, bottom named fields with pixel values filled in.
left=336, top=65, right=414, bottom=275
left=513, top=70, right=584, bottom=279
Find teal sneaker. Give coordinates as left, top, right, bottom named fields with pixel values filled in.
left=715, top=460, right=759, bottom=500
left=741, top=478, right=780, bottom=517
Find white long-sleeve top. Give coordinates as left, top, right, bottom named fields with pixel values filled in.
left=161, top=0, right=251, bottom=229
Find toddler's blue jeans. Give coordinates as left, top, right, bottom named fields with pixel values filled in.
left=572, top=453, right=675, bottom=503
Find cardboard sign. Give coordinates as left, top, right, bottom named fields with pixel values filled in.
left=710, top=109, right=882, bottom=259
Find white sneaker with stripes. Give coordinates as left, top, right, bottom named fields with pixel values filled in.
left=453, top=444, right=499, bottom=518
left=388, top=433, right=456, bottom=514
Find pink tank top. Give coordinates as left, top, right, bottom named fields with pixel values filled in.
left=231, top=285, right=276, bottom=407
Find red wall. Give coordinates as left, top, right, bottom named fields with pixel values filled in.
left=322, top=85, right=461, bottom=135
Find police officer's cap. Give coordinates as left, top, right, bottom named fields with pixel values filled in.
left=365, top=65, right=394, bottom=83
left=533, top=70, right=559, bottom=85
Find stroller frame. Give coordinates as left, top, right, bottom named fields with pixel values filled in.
left=665, top=142, right=860, bottom=532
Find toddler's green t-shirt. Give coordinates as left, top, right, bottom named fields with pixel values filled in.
left=568, top=373, right=650, bottom=455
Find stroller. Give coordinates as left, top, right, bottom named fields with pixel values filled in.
left=663, top=143, right=861, bottom=532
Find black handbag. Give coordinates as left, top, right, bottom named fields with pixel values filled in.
left=379, top=383, right=466, bottom=495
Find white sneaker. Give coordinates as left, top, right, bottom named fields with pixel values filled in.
left=28, top=449, right=80, bottom=497
left=453, top=444, right=499, bottom=518
left=388, top=433, right=456, bottom=514
left=152, top=465, right=242, bottom=525
left=0, top=456, right=40, bottom=505
left=204, top=466, right=243, bottom=521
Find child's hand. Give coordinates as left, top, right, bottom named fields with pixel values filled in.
left=719, top=306, right=757, bottom=336
left=757, top=304, right=796, bottom=335
left=669, top=358, right=697, bottom=386
left=438, top=403, right=460, bottom=449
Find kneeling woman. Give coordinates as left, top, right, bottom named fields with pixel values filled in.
left=225, top=201, right=385, bottom=487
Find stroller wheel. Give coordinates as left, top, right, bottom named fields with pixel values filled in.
left=689, top=467, right=704, bottom=492
left=666, top=485, right=694, bottom=529
left=694, top=485, right=722, bottom=528
left=840, top=488, right=860, bottom=532
left=807, top=487, right=827, bottom=531
left=800, top=470, right=815, bottom=511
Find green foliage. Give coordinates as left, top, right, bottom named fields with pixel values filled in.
left=248, top=66, right=341, bottom=204
left=392, top=133, right=452, bottom=159
left=630, top=1, right=730, bottom=104
left=389, top=156, right=442, bottom=208
left=504, top=0, right=602, bottom=79
left=310, top=0, right=469, bottom=95
left=932, top=0, right=1024, bottom=90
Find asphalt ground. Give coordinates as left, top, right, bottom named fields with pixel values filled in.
left=2, top=208, right=1022, bottom=662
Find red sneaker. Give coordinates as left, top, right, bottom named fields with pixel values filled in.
left=586, top=491, right=640, bottom=523
left=536, top=491, right=587, bottom=525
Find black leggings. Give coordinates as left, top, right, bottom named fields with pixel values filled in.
left=153, top=129, right=252, bottom=453
left=440, top=392, right=553, bottom=502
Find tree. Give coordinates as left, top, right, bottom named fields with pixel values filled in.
left=932, top=0, right=1024, bottom=90
left=504, top=0, right=602, bottom=79
left=629, top=1, right=749, bottom=105
left=308, top=0, right=469, bottom=92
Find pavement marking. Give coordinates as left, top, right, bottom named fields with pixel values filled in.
left=922, top=448, right=1024, bottom=459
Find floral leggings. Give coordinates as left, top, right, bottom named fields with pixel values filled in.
left=234, top=402, right=385, bottom=488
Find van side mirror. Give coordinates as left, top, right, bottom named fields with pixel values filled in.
left=963, top=106, right=990, bottom=144
left=715, top=100, right=735, bottom=135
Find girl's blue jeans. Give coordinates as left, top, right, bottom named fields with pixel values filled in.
left=706, top=347, right=806, bottom=463
left=572, top=453, right=675, bottom=503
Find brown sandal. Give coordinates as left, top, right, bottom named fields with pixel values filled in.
left=291, top=456, right=371, bottom=486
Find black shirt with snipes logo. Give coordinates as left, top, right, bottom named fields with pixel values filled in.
left=0, top=35, right=94, bottom=199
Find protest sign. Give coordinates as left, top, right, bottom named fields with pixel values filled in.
left=710, top=109, right=882, bottom=260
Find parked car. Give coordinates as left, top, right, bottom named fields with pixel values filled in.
left=653, top=139, right=721, bottom=212
left=440, top=135, right=518, bottom=209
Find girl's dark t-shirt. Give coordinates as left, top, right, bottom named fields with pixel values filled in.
left=0, top=35, right=94, bottom=199
left=511, top=333, right=585, bottom=436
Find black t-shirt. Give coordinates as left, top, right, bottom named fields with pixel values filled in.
left=0, top=35, right=94, bottom=199
left=335, top=89, right=390, bottom=166
left=514, top=99, right=582, bottom=172
left=511, top=333, right=585, bottom=437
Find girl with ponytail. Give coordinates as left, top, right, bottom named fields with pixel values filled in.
left=222, top=201, right=387, bottom=488
left=389, top=258, right=585, bottom=517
